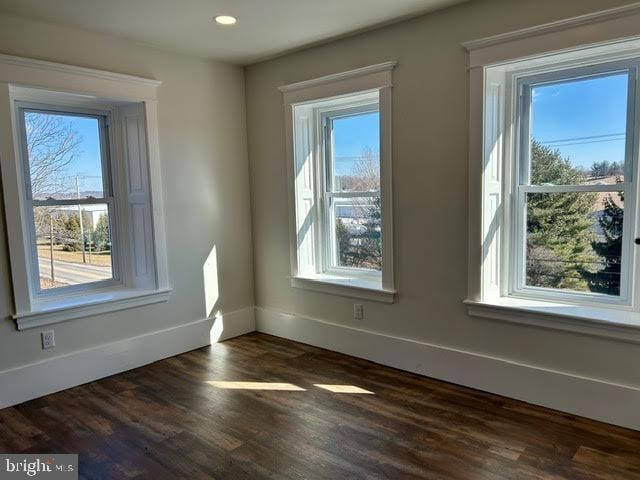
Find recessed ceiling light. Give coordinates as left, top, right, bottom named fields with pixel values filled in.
left=214, top=15, right=237, bottom=25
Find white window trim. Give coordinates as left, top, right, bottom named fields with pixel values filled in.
left=280, top=62, right=396, bottom=303
left=464, top=5, right=640, bottom=342
left=511, top=62, right=638, bottom=307
left=0, top=54, right=171, bottom=330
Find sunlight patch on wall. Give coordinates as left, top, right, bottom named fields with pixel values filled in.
left=209, top=313, right=224, bottom=343
left=203, top=245, right=219, bottom=318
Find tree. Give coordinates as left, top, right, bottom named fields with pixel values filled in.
left=62, top=213, right=82, bottom=252
left=93, top=214, right=110, bottom=251
left=24, top=112, right=80, bottom=199
left=337, top=148, right=382, bottom=270
left=526, top=141, right=597, bottom=291
left=33, top=208, right=67, bottom=244
left=581, top=193, right=624, bottom=295
left=590, top=160, right=623, bottom=179
left=526, top=245, right=565, bottom=288
left=360, top=196, right=382, bottom=269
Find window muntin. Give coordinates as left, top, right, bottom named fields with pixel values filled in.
left=18, top=107, right=117, bottom=293
left=514, top=64, right=637, bottom=302
left=322, top=104, right=382, bottom=274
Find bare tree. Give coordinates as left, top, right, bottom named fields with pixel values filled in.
left=25, top=112, right=80, bottom=199
left=336, top=147, right=382, bottom=270
left=26, top=113, right=84, bottom=286
left=351, top=146, right=380, bottom=191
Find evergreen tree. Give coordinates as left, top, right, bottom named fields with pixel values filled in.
left=360, top=197, right=382, bottom=270
left=527, top=141, right=597, bottom=291
left=581, top=193, right=623, bottom=295
left=93, top=214, right=110, bottom=251
left=63, top=213, right=82, bottom=251
left=336, top=218, right=349, bottom=265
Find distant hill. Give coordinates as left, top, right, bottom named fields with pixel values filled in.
left=35, top=190, right=104, bottom=200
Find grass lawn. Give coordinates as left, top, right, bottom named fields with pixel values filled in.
left=37, top=245, right=112, bottom=267
left=39, top=277, right=69, bottom=289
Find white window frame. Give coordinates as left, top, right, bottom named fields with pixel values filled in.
left=0, top=54, right=171, bottom=330
left=16, top=102, right=123, bottom=298
left=510, top=62, right=638, bottom=307
left=321, top=100, right=381, bottom=282
left=463, top=4, right=640, bottom=343
left=280, top=63, right=396, bottom=303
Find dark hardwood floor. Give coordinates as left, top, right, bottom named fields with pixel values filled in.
left=1, top=332, right=639, bottom=479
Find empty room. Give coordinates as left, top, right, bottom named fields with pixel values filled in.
left=1, top=0, right=640, bottom=478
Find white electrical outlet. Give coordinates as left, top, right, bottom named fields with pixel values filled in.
left=41, top=330, right=55, bottom=349
left=353, top=304, right=364, bottom=320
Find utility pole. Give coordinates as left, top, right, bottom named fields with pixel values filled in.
left=49, top=212, right=55, bottom=283
left=76, top=175, right=86, bottom=263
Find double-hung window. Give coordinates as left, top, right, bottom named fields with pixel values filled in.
left=281, top=63, right=396, bottom=302
left=322, top=102, right=381, bottom=278
left=466, top=22, right=640, bottom=339
left=514, top=63, right=636, bottom=305
left=17, top=105, right=118, bottom=293
left=0, top=57, right=171, bottom=330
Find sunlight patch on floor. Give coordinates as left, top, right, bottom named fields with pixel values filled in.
left=314, top=384, right=374, bottom=394
left=206, top=381, right=306, bottom=391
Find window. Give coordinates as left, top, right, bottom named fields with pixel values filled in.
left=514, top=64, right=636, bottom=305
left=281, top=63, right=395, bottom=302
left=18, top=106, right=117, bottom=293
left=323, top=104, right=381, bottom=275
left=465, top=20, right=640, bottom=338
left=0, top=58, right=171, bottom=330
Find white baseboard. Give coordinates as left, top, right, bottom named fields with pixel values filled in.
left=0, top=306, right=255, bottom=409
left=256, top=306, right=640, bottom=431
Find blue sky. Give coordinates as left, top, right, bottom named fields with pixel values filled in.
left=332, top=73, right=629, bottom=177
left=531, top=72, right=628, bottom=170
left=27, top=112, right=104, bottom=195
left=33, top=73, right=628, bottom=188
left=333, top=111, right=379, bottom=176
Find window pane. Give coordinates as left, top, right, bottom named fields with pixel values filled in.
left=529, top=72, right=629, bottom=185
left=332, top=196, right=381, bottom=271
left=525, top=191, right=624, bottom=296
left=331, top=111, right=380, bottom=192
left=34, top=204, right=113, bottom=290
left=24, top=111, right=106, bottom=200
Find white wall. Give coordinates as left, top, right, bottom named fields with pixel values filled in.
left=245, top=0, right=640, bottom=421
left=0, top=13, right=254, bottom=372
left=3, top=0, right=640, bottom=427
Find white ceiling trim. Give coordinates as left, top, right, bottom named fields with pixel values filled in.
left=0, top=53, right=161, bottom=87
left=278, top=61, right=397, bottom=93
left=0, top=53, right=161, bottom=100
left=462, top=2, right=640, bottom=51
left=462, top=3, right=640, bottom=69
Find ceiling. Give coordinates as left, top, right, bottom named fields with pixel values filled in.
left=0, top=0, right=468, bottom=64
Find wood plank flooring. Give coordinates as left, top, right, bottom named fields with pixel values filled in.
left=1, top=332, right=640, bottom=479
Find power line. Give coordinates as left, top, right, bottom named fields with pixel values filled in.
left=540, top=138, right=625, bottom=148
left=537, top=132, right=625, bottom=145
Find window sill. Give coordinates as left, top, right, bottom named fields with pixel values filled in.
left=13, top=288, right=173, bottom=331
left=290, top=274, right=396, bottom=303
left=464, top=297, right=640, bottom=344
